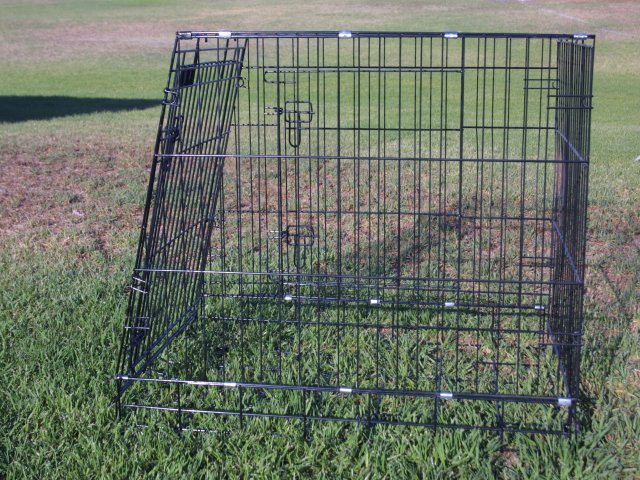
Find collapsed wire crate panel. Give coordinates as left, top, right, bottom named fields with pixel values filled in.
left=115, top=31, right=594, bottom=436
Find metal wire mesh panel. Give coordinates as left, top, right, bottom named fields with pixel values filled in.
left=115, top=31, right=594, bottom=437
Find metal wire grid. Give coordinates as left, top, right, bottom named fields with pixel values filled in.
left=116, top=32, right=594, bottom=436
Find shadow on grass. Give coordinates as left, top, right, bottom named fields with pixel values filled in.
left=0, top=96, right=158, bottom=123
left=579, top=238, right=640, bottom=432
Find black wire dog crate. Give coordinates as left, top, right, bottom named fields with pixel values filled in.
left=116, top=31, right=594, bottom=437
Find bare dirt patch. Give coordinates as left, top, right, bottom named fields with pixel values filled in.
left=0, top=152, right=84, bottom=234
left=0, top=20, right=168, bottom=65
left=533, top=0, right=640, bottom=38
left=0, top=145, right=145, bottom=253
left=496, top=449, right=522, bottom=470
left=584, top=211, right=640, bottom=333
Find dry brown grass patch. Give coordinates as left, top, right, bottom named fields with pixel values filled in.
left=0, top=143, right=145, bottom=254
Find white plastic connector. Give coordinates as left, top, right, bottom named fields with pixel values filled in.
left=558, top=397, right=572, bottom=407
left=534, top=304, right=545, bottom=311
left=439, top=392, right=454, bottom=400
left=444, top=301, right=456, bottom=308
left=339, top=387, right=353, bottom=394
left=444, top=32, right=459, bottom=39
left=222, top=382, right=238, bottom=388
left=190, top=380, right=212, bottom=386
left=573, top=33, right=589, bottom=39
left=284, top=294, right=293, bottom=302
left=128, top=285, right=147, bottom=295
left=370, top=298, right=381, bottom=305
left=218, top=31, right=232, bottom=38
left=338, top=30, right=353, bottom=38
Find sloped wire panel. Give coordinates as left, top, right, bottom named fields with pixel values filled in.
left=117, top=37, right=247, bottom=386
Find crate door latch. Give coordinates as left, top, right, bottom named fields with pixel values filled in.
left=284, top=100, right=314, bottom=148
left=284, top=224, right=315, bottom=268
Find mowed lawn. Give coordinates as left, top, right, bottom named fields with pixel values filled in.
left=0, top=1, right=638, bottom=478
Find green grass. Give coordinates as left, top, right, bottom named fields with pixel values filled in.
left=1, top=0, right=639, bottom=478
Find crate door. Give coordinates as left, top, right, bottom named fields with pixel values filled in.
left=120, top=37, right=247, bottom=379
left=253, top=39, right=318, bottom=289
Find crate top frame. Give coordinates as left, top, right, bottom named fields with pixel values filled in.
left=176, top=30, right=595, bottom=41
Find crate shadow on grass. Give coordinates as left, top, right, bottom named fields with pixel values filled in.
left=0, top=96, right=158, bottom=123
left=579, top=240, right=640, bottom=432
